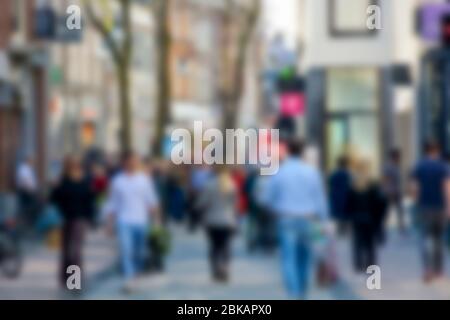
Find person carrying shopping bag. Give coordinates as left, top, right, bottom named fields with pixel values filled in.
left=104, top=151, right=161, bottom=293
left=262, top=138, right=331, bottom=300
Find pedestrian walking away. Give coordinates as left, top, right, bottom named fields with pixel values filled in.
left=262, top=138, right=330, bottom=300
left=50, top=156, right=96, bottom=289
left=410, top=141, right=450, bottom=283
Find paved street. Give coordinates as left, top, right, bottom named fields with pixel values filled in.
left=85, top=222, right=450, bottom=300
left=0, top=230, right=116, bottom=300
left=1, top=220, right=450, bottom=300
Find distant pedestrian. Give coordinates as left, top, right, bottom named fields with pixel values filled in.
left=246, top=170, right=277, bottom=253
left=105, top=151, right=160, bottom=292
left=245, top=168, right=261, bottom=252
left=150, top=159, right=171, bottom=224
left=263, top=139, right=329, bottom=299
left=165, top=167, right=187, bottom=223
left=328, top=156, right=352, bottom=235
left=16, top=156, right=39, bottom=226
left=90, top=163, right=109, bottom=199
left=188, top=165, right=212, bottom=231
left=383, top=149, right=405, bottom=234
left=410, top=141, right=450, bottom=283
left=346, top=158, right=387, bottom=273
left=197, top=166, right=237, bottom=282
left=232, top=166, right=248, bottom=218
left=88, top=163, right=110, bottom=228
left=105, top=153, right=121, bottom=179
left=50, top=156, right=96, bottom=289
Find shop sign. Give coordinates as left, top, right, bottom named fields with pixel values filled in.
left=280, top=92, right=305, bottom=117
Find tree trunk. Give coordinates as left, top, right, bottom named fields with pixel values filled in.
left=84, top=0, right=134, bottom=155
left=117, top=62, right=132, bottom=153
left=222, top=95, right=238, bottom=132
left=220, top=0, right=260, bottom=132
left=153, top=0, right=171, bottom=157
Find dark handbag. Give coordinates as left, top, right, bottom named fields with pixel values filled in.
left=316, top=259, right=338, bottom=287
left=315, top=239, right=339, bottom=288
left=149, top=226, right=171, bottom=257
left=145, top=226, right=171, bottom=272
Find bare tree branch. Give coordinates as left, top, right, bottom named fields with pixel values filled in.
left=84, top=0, right=134, bottom=151
left=84, top=0, right=122, bottom=65
left=120, top=0, right=133, bottom=64
left=233, top=0, right=260, bottom=96
left=220, top=0, right=261, bottom=130
left=151, top=0, right=172, bottom=156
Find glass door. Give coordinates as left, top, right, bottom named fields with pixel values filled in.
left=348, top=115, right=380, bottom=175
left=326, top=114, right=380, bottom=174
left=326, top=115, right=349, bottom=171
left=326, top=68, right=381, bottom=175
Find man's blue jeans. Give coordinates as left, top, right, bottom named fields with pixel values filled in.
left=278, top=216, right=314, bottom=299
left=117, top=222, right=148, bottom=280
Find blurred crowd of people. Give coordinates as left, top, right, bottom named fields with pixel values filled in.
left=328, top=140, right=450, bottom=287
left=3, top=136, right=450, bottom=299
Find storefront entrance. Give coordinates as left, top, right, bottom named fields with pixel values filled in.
left=325, top=68, right=381, bottom=174
left=326, top=113, right=380, bottom=173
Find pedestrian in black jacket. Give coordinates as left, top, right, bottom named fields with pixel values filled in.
left=346, top=159, right=387, bottom=273
left=50, top=156, right=95, bottom=288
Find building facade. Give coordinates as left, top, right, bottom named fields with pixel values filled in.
left=169, top=0, right=226, bottom=129
left=0, top=0, right=49, bottom=193
left=301, top=0, right=423, bottom=174
left=48, top=0, right=157, bottom=158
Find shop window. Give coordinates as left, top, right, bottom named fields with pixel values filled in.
left=325, top=68, right=381, bottom=175
left=327, top=68, right=379, bottom=112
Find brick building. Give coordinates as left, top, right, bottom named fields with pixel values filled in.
left=0, top=0, right=48, bottom=194
left=169, top=0, right=226, bottom=127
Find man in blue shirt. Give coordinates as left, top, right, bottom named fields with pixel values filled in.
left=263, top=139, right=329, bottom=299
left=411, top=141, right=450, bottom=283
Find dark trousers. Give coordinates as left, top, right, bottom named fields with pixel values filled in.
left=60, top=219, right=85, bottom=287
left=352, top=223, right=377, bottom=272
left=18, top=191, right=39, bottom=226
left=418, top=212, right=445, bottom=274
left=207, top=227, right=233, bottom=277
left=247, top=209, right=276, bottom=252
left=188, top=193, right=203, bottom=231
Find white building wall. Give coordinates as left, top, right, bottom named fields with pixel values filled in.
left=303, top=0, right=394, bottom=69
left=300, top=0, right=428, bottom=170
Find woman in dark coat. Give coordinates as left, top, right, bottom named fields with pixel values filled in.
left=50, top=156, right=95, bottom=288
left=328, top=156, right=352, bottom=234
left=346, top=159, right=387, bottom=272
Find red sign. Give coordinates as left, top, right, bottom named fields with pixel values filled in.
left=280, top=93, right=305, bottom=117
